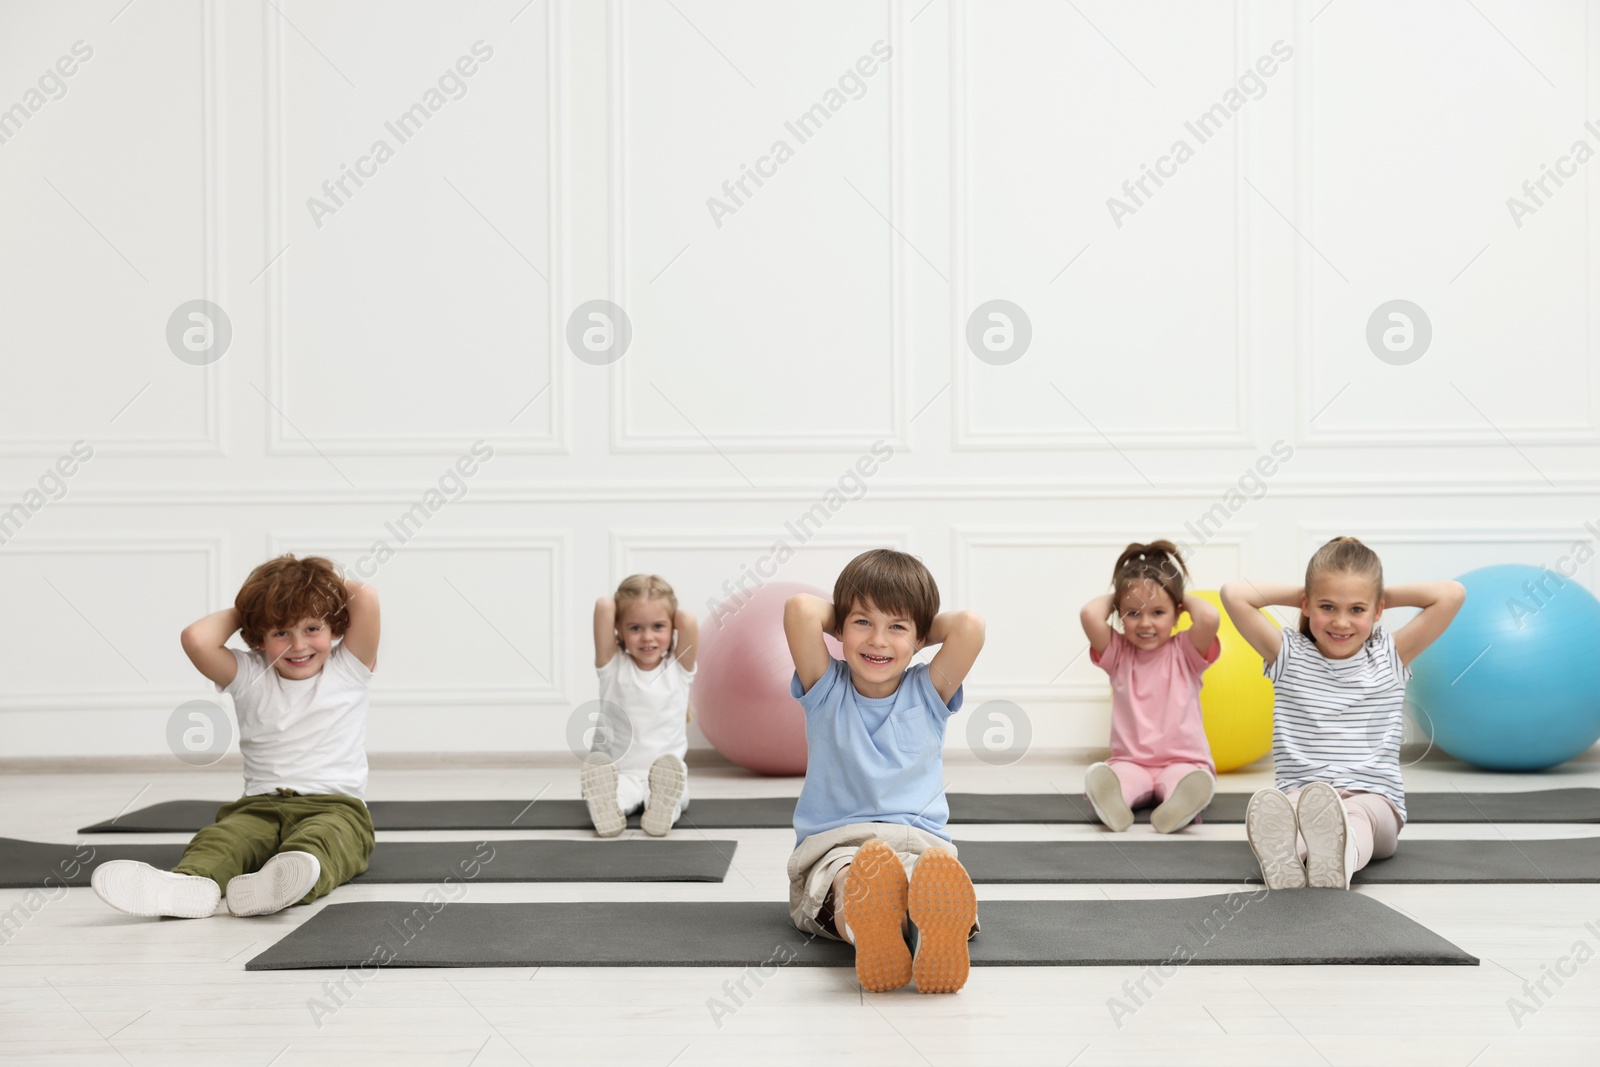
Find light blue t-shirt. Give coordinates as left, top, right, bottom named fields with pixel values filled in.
left=790, top=656, right=963, bottom=845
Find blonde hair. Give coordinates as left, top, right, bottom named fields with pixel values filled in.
left=613, top=574, right=678, bottom=649
left=832, top=548, right=939, bottom=643
left=1110, top=540, right=1189, bottom=618
left=1300, top=536, right=1384, bottom=637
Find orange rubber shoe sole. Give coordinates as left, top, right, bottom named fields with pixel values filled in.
left=843, top=839, right=911, bottom=993
left=907, top=847, right=976, bottom=994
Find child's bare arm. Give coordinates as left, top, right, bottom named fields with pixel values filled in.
left=1220, top=580, right=1296, bottom=664
left=1182, top=593, right=1221, bottom=656
left=926, top=610, right=985, bottom=708
left=784, top=594, right=836, bottom=695
left=342, top=578, right=380, bottom=671
left=181, top=607, right=242, bottom=688
left=1079, top=594, right=1115, bottom=656
left=673, top=608, right=699, bottom=672
left=593, top=597, right=618, bottom=669
left=1387, top=580, right=1467, bottom=667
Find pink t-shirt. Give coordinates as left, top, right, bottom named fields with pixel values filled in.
left=1090, top=630, right=1221, bottom=769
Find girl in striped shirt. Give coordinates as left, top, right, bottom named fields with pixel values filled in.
left=1221, top=537, right=1465, bottom=890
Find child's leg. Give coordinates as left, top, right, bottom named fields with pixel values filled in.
left=1288, top=787, right=1400, bottom=872
left=274, top=796, right=376, bottom=902
left=1342, top=792, right=1403, bottom=869
left=788, top=824, right=969, bottom=993
left=1085, top=760, right=1150, bottom=831
left=829, top=839, right=912, bottom=992
left=615, top=772, right=648, bottom=816
left=1105, top=760, right=1157, bottom=810
left=641, top=754, right=688, bottom=837
left=94, top=796, right=280, bottom=918
left=1246, top=787, right=1308, bottom=890
left=171, top=797, right=284, bottom=890
left=906, top=847, right=977, bottom=994
left=1294, top=783, right=1359, bottom=889
left=1283, top=787, right=1308, bottom=860
left=581, top=754, right=627, bottom=837
left=1149, top=762, right=1215, bottom=834
left=1152, top=762, right=1210, bottom=803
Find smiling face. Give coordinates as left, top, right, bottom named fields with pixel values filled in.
left=257, top=616, right=334, bottom=679
left=1302, top=571, right=1383, bottom=659
left=617, top=597, right=674, bottom=669
left=840, top=597, right=924, bottom=699
left=1116, top=579, right=1179, bottom=652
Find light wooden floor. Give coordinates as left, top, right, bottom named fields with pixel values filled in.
left=4, top=752, right=1599, bottom=1066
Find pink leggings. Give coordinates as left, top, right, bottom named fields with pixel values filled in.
left=1104, top=759, right=1212, bottom=810
left=1283, top=787, right=1403, bottom=871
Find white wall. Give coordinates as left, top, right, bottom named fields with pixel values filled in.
left=1, top=0, right=1596, bottom=759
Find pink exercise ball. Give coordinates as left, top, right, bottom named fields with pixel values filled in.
left=693, top=581, right=840, bottom=775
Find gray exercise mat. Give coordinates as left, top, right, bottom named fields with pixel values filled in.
left=956, top=837, right=1600, bottom=884
left=0, top=837, right=734, bottom=888
left=77, top=797, right=796, bottom=834
left=244, top=893, right=1474, bottom=970
left=77, top=788, right=1600, bottom=833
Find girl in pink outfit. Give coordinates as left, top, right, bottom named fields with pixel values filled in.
left=1079, top=541, right=1222, bottom=833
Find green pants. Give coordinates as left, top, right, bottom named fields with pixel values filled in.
left=172, top=791, right=375, bottom=905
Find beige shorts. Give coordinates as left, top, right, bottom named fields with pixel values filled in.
left=787, top=822, right=975, bottom=941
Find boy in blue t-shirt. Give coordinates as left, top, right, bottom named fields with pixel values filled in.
left=782, top=548, right=985, bottom=994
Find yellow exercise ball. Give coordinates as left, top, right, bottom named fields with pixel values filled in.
left=1174, top=589, right=1279, bottom=772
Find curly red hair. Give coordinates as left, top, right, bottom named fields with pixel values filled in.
left=235, top=555, right=350, bottom=648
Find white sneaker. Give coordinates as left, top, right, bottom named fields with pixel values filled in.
left=1151, top=769, right=1215, bottom=834
left=641, top=754, right=688, bottom=837
left=1084, top=762, right=1133, bottom=832
left=225, top=851, right=321, bottom=916
left=581, top=753, right=626, bottom=837
left=1297, top=783, right=1354, bottom=890
left=1245, top=788, right=1307, bottom=890
left=91, top=861, right=220, bottom=918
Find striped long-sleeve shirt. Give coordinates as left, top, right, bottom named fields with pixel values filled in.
left=1265, top=624, right=1409, bottom=823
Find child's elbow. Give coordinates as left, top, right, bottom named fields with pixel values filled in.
left=350, top=583, right=380, bottom=616
left=782, top=595, right=810, bottom=630
left=956, top=610, right=986, bottom=644
left=1446, top=580, right=1467, bottom=606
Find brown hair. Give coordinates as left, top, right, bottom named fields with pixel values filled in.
left=235, top=555, right=350, bottom=648
left=1300, top=536, right=1384, bottom=637
left=832, top=548, right=939, bottom=643
left=1110, top=540, right=1189, bottom=617
left=614, top=574, right=678, bottom=649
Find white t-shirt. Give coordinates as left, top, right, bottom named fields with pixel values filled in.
left=220, top=642, right=373, bottom=800
left=596, top=651, right=693, bottom=777
left=1265, top=624, right=1409, bottom=822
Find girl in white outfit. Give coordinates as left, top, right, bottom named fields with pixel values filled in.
left=582, top=574, right=698, bottom=837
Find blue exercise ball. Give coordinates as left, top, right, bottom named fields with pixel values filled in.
left=1409, top=563, right=1600, bottom=771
